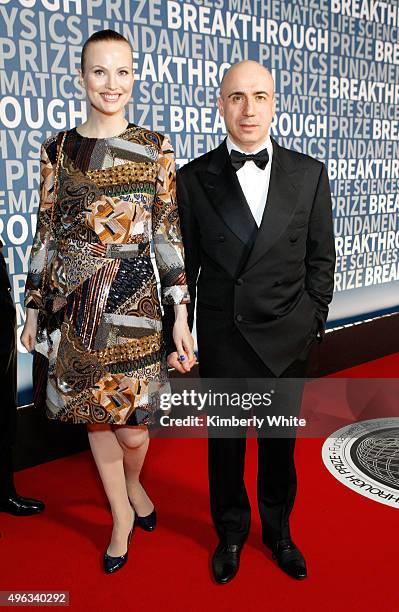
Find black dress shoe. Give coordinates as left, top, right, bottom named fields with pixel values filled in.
left=0, top=493, right=45, bottom=516
left=212, top=542, right=242, bottom=584
left=269, top=538, right=307, bottom=580
left=135, top=509, right=156, bottom=532
left=103, top=521, right=135, bottom=574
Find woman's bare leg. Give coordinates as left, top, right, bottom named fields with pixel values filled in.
left=113, top=426, right=154, bottom=516
left=87, top=424, right=134, bottom=556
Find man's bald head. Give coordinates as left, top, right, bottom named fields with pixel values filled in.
left=217, top=60, right=276, bottom=153
left=220, top=61, right=274, bottom=99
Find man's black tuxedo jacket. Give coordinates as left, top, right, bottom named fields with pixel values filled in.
left=164, top=138, right=335, bottom=377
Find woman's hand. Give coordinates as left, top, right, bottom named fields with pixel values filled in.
left=167, top=305, right=196, bottom=374
left=21, top=308, right=39, bottom=352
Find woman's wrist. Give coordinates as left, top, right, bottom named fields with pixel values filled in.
left=26, top=307, right=39, bottom=321
left=174, top=303, right=188, bottom=323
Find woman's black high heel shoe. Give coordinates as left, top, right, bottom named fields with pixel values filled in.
left=135, top=509, right=157, bottom=532
left=103, top=520, right=135, bottom=574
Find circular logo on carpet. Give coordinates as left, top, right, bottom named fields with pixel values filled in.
left=322, top=418, right=399, bottom=509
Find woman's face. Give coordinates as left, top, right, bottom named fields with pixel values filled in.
left=81, top=40, right=134, bottom=117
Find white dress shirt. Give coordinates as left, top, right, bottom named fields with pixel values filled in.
left=226, top=134, right=273, bottom=227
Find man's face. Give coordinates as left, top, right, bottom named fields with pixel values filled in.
left=218, top=63, right=275, bottom=152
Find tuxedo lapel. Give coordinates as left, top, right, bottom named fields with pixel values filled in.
left=244, top=138, right=304, bottom=271
left=197, top=141, right=258, bottom=248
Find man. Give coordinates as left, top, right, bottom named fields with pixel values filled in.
left=0, top=240, right=45, bottom=516
left=166, top=61, right=335, bottom=583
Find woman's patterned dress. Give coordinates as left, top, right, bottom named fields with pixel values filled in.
left=25, top=124, right=189, bottom=425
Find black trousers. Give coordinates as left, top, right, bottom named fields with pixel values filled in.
left=201, top=324, right=309, bottom=547
left=0, top=257, right=17, bottom=497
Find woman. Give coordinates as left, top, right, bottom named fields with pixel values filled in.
left=21, top=29, right=196, bottom=573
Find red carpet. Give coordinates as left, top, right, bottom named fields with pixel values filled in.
left=2, top=353, right=398, bottom=611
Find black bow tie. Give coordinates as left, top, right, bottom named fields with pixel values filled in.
left=230, top=148, right=269, bottom=171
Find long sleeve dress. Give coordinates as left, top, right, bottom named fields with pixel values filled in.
left=25, top=124, right=189, bottom=426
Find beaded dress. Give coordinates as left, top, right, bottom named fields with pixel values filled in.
left=25, top=124, right=189, bottom=425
